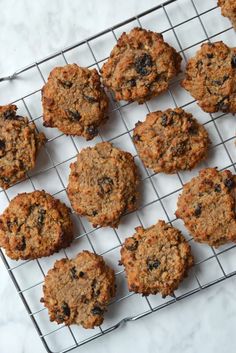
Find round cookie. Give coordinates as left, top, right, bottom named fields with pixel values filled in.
left=67, top=142, right=139, bottom=228
left=176, top=168, right=236, bottom=247
left=182, top=41, right=236, bottom=113
left=120, top=220, right=193, bottom=297
left=218, top=0, right=236, bottom=29
left=101, top=27, right=182, bottom=103
left=42, top=64, right=109, bottom=140
left=41, top=251, right=116, bottom=329
left=133, top=108, right=210, bottom=174
left=0, top=190, right=73, bottom=260
left=0, top=104, right=45, bottom=189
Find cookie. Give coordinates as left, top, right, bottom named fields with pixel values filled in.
left=67, top=142, right=139, bottom=228
left=101, top=27, right=182, bottom=103
left=133, top=108, right=210, bottom=174
left=0, top=104, right=45, bottom=189
left=176, top=168, right=236, bottom=247
left=0, top=190, right=73, bottom=260
left=182, top=41, right=236, bottom=113
left=42, top=64, right=109, bottom=140
left=218, top=0, right=236, bottom=29
left=120, top=220, right=193, bottom=297
left=41, top=251, right=116, bottom=329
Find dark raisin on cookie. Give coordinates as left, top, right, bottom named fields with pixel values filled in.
left=70, top=266, right=78, bottom=280
left=125, top=239, right=138, bottom=251
left=134, top=53, right=153, bottom=76
left=231, top=55, right=236, bottom=68
left=62, top=302, right=70, bottom=317
left=16, top=236, right=26, bottom=251
left=58, top=80, right=73, bottom=89
left=84, top=95, right=97, bottom=103
left=91, top=306, right=103, bottom=316
left=224, top=178, right=234, bottom=190
left=0, top=140, right=5, bottom=149
left=214, top=184, right=221, bottom=192
left=38, top=209, right=46, bottom=227
left=98, top=176, right=114, bottom=194
left=86, top=125, right=98, bottom=137
left=194, top=204, right=202, bottom=217
left=66, top=110, right=81, bottom=121
left=147, top=258, right=160, bottom=270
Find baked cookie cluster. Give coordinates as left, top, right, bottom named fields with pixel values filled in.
left=0, top=11, right=236, bottom=329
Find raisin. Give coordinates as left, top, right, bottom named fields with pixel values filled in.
left=84, top=95, right=97, bottom=103
left=16, top=236, right=26, bottom=251
left=224, top=178, right=234, bottom=190
left=91, top=306, right=103, bottom=315
left=217, top=97, right=229, bottom=112
left=188, top=123, right=198, bottom=135
left=0, top=140, right=5, bottom=149
left=223, top=75, right=229, bottom=82
left=161, top=114, right=168, bottom=127
left=1, top=177, right=10, bottom=184
left=194, top=204, right=202, bottom=217
left=78, top=271, right=85, bottom=278
left=98, top=176, right=114, bottom=194
left=62, top=302, right=70, bottom=317
left=147, top=258, right=160, bottom=270
left=129, top=79, right=136, bottom=87
left=212, top=79, right=223, bottom=85
left=214, top=184, right=221, bottom=192
left=86, top=125, right=98, bottom=138
left=3, top=110, right=15, bottom=120
left=133, top=134, right=141, bottom=142
left=207, top=53, right=213, bottom=59
left=125, top=239, right=138, bottom=251
left=171, top=142, right=186, bottom=156
left=92, top=210, right=98, bottom=216
left=70, top=266, right=78, bottom=280
left=38, top=209, right=46, bottom=226
left=231, top=55, right=236, bottom=68
left=196, top=60, right=203, bottom=69
left=58, top=79, right=72, bottom=88
left=66, top=109, right=81, bottom=121
left=134, top=53, right=153, bottom=76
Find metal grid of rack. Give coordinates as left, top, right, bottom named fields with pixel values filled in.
left=0, top=0, right=236, bottom=352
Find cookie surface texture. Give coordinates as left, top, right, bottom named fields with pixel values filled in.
left=0, top=104, right=45, bottom=189
left=42, top=64, right=109, bottom=140
left=67, top=142, right=139, bottom=228
left=41, top=251, right=116, bottom=329
left=182, top=41, right=236, bottom=113
left=0, top=190, right=73, bottom=260
left=101, top=27, right=182, bottom=103
left=120, top=220, right=193, bottom=297
left=176, top=168, right=236, bottom=247
left=133, top=108, right=210, bottom=174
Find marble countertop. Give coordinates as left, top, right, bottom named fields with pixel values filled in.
left=1, top=1, right=236, bottom=353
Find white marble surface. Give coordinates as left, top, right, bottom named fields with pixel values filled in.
left=0, top=1, right=236, bottom=353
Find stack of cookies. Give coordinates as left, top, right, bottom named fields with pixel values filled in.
left=0, top=3, right=236, bottom=329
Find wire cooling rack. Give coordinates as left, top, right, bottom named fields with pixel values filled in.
left=0, top=0, right=236, bottom=352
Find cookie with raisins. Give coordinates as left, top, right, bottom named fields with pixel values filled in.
left=218, top=0, right=236, bottom=29
left=120, top=220, right=193, bottom=297
left=176, top=168, right=236, bottom=247
left=133, top=108, right=210, bottom=174
left=41, top=251, right=116, bottom=329
left=42, top=64, right=109, bottom=140
left=101, top=27, right=182, bottom=103
left=0, top=190, right=73, bottom=260
left=182, top=41, right=236, bottom=113
left=0, top=104, right=45, bottom=189
left=67, top=142, right=139, bottom=228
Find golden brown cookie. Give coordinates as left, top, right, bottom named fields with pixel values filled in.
left=182, top=41, right=236, bottom=113
left=42, top=64, right=109, bottom=140
left=41, top=251, right=116, bottom=329
left=0, top=190, right=73, bottom=260
left=176, top=168, right=236, bottom=247
left=133, top=108, right=210, bottom=174
left=101, top=27, right=182, bottom=103
left=218, top=0, right=236, bottom=29
left=67, top=142, right=139, bottom=228
left=120, top=220, right=193, bottom=297
left=0, top=104, right=45, bottom=189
